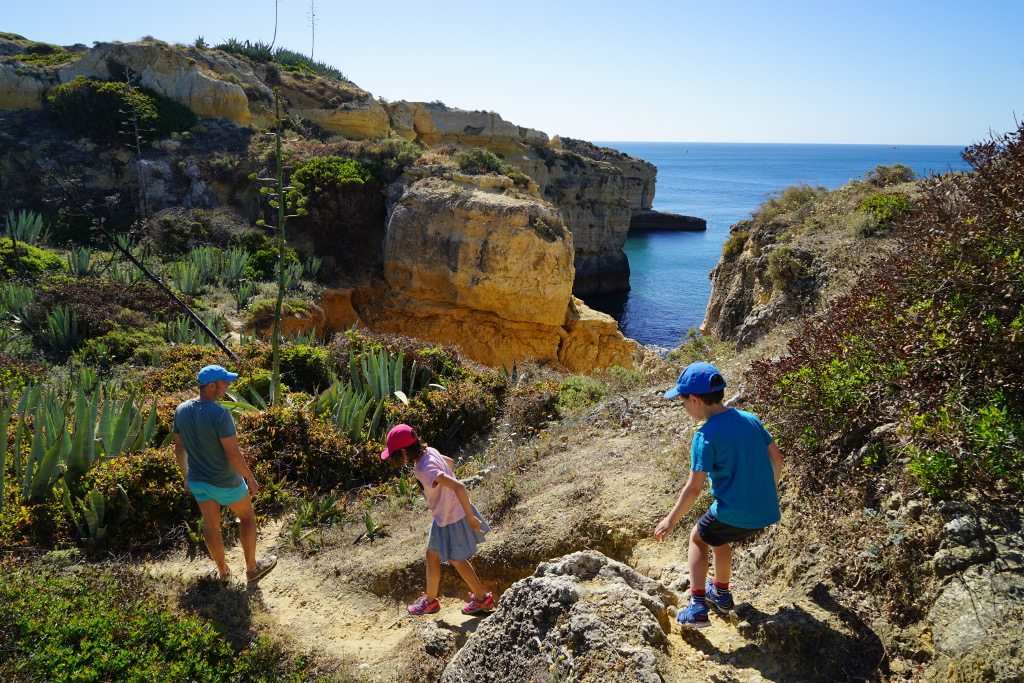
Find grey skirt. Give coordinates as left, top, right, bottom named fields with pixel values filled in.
left=427, top=505, right=490, bottom=562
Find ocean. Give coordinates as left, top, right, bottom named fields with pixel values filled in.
left=586, top=142, right=972, bottom=348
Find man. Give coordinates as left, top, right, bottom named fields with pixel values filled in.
left=173, top=364, right=276, bottom=582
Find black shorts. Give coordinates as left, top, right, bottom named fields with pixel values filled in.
left=696, top=510, right=764, bottom=547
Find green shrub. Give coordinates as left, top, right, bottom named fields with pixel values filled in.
left=78, top=325, right=166, bottom=366
left=143, top=345, right=230, bottom=394
left=363, top=138, right=424, bottom=181
left=456, top=148, right=504, bottom=175
left=0, top=353, right=45, bottom=393
left=244, top=297, right=310, bottom=331
left=291, top=156, right=376, bottom=198
left=238, top=406, right=381, bottom=493
left=722, top=230, right=751, bottom=258
left=0, top=238, right=64, bottom=279
left=388, top=378, right=501, bottom=451
left=866, top=163, right=916, bottom=187
left=858, top=193, right=911, bottom=228
left=232, top=231, right=299, bottom=281
left=147, top=208, right=246, bottom=256
left=556, top=375, right=608, bottom=416
left=754, top=184, right=827, bottom=226
left=77, top=447, right=194, bottom=552
left=46, top=76, right=196, bottom=143
left=506, top=379, right=559, bottom=432
left=766, top=246, right=807, bottom=291
left=279, top=344, right=334, bottom=394
left=0, top=562, right=311, bottom=682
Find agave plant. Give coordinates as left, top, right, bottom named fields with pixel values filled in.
left=188, top=246, right=219, bottom=284
left=0, top=282, right=35, bottom=321
left=303, top=255, right=323, bottom=280
left=61, top=484, right=129, bottom=549
left=234, top=281, right=256, bottom=312
left=221, top=246, right=251, bottom=287
left=5, top=209, right=48, bottom=245
left=44, top=305, right=80, bottom=354
left=350, top=348, right=428, bottom=402
left=171, top=261, right=203, bottom=295
left=67, top=247, right=94, bottom=277
left=165, top=315, right=196, bottom=344
left=275, top=261, right=304, bottom=292
left=312, top=381, right=384, bottom=441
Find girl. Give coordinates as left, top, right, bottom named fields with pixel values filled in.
left=381, top=423, right=495, bottom=616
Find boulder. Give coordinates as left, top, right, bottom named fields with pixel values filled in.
left=441, top=551, right=675, bottom=683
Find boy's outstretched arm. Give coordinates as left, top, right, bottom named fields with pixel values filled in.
left=654, top=470, right=707, bottom=540
left=768, top=443, right=784, bottom=486
left=435, top=473, right=483, bottom=533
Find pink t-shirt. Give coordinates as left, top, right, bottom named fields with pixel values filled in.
left=413, top=447, right=466, bottom=527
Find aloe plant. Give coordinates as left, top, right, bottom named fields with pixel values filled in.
left=188, top=246, right=219, bottom=284
left=5, top=209, right=48, bottom=245
left=221, top=246, right=251, bottom=286
left=313, top=381, right=384, bottom=441
left=166, top=315, right=196, bottom=344
left=67, top=247, right=93, bottom=277
left=62, top=484, right=128, bottom=548
left=0, top=390, right=15, bottom=508
left=303, top=255, right=322, bottom=279
left=1, top=282, right=35, bottom=320
left=44, top=305, right=80, bottom=354
left=171, top=261, right=203, bottom=295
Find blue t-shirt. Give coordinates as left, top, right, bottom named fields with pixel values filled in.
left=690, top=408, right=780, bottom=529
left=173, top=398, right=241, bottom=488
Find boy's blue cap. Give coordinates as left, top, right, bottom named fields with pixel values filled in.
left=197, top=364, right=238, bottom=385
left=664, top=362, right=726, bottom=399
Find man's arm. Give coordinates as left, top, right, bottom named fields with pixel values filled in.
left=654, top=469, right=708, bottom=539
left=435, top=473, right=482, bottom=533
left=172, top=433, right=188, bottom=484
left=221, top=435, right=260, bottom=496
left=767, top=442, right=784, bottom=487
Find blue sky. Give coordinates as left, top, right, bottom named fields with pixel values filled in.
left=5, top=0, right=1022, bottom=144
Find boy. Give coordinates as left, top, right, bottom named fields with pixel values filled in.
left=654, top=361, right=783, bottom=628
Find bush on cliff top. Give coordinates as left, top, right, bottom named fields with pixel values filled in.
left=747, top=124, right=1024, bottom=500
left=47, top=76, right=196, bottom=143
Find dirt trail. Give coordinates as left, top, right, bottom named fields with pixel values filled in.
left=144, top=389, right=808, bottom=681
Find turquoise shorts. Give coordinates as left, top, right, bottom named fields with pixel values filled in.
left=188, top=480, right=249, bottom=506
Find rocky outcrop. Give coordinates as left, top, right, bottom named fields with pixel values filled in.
left=511, top=139, right=657, bottom=296
left=386, top=101, right=548, bottom=154
left=441, top=551, right=676, bottom=683
left=0, top=62, right=48, bottom=109
left=61, top=41, right=256, bottom=124
left=629, top=210, right=706, bottom=233
left=352, top=175, right=638, bottom=372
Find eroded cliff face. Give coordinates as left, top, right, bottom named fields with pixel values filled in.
left=359, top=174, right=638, bottom=371
left=0, top=38, right=649, bottom=370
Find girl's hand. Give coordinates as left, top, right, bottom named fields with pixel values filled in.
left=467, top=515, right=482, bottom=534
left=654, top=515, right=675, bottom=540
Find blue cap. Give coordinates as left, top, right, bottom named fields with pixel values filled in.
left=197, top=364, right=239, bottom=385
left=664, top=362, right=726, bottom=399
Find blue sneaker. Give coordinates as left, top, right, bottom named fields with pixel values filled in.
left=676, top=597, right=710, bottom=629
left=705, top=579, right=734, bottom=611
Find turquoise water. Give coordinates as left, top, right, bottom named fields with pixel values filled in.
left=586, top=142, right=971, bottom=348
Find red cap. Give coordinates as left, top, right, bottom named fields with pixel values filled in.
left=381, top=424, right=417, bottom=460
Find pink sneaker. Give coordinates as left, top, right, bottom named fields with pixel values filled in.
left=408, top=594, right=440, bottom=615
left=461, top=591, right=496, bottom=615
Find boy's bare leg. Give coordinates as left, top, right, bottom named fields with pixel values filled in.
left=450, top=559, right=487, bottom=598
left=426, top=550, right=442, bottom=600
left=711, top=543, right=732, bottom=585
left=688, top=525, right=710, bottom=594
left=197, top=499, right=230, bottom=577
left=227, top=495, right=258, bottom=575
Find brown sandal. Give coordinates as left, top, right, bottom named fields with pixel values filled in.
left=246, top=555, right=277, bottom=583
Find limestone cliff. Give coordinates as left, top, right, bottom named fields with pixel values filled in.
left=0, top=37, right=652, bottom=370
left=701, top=183, right=907, bottom=349
left=360, top=174, right=638, bottom=371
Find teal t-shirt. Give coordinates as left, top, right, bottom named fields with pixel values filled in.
left=690, top=408, right=780, bottom=529
left=173, top=398, right=241, bottom=488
